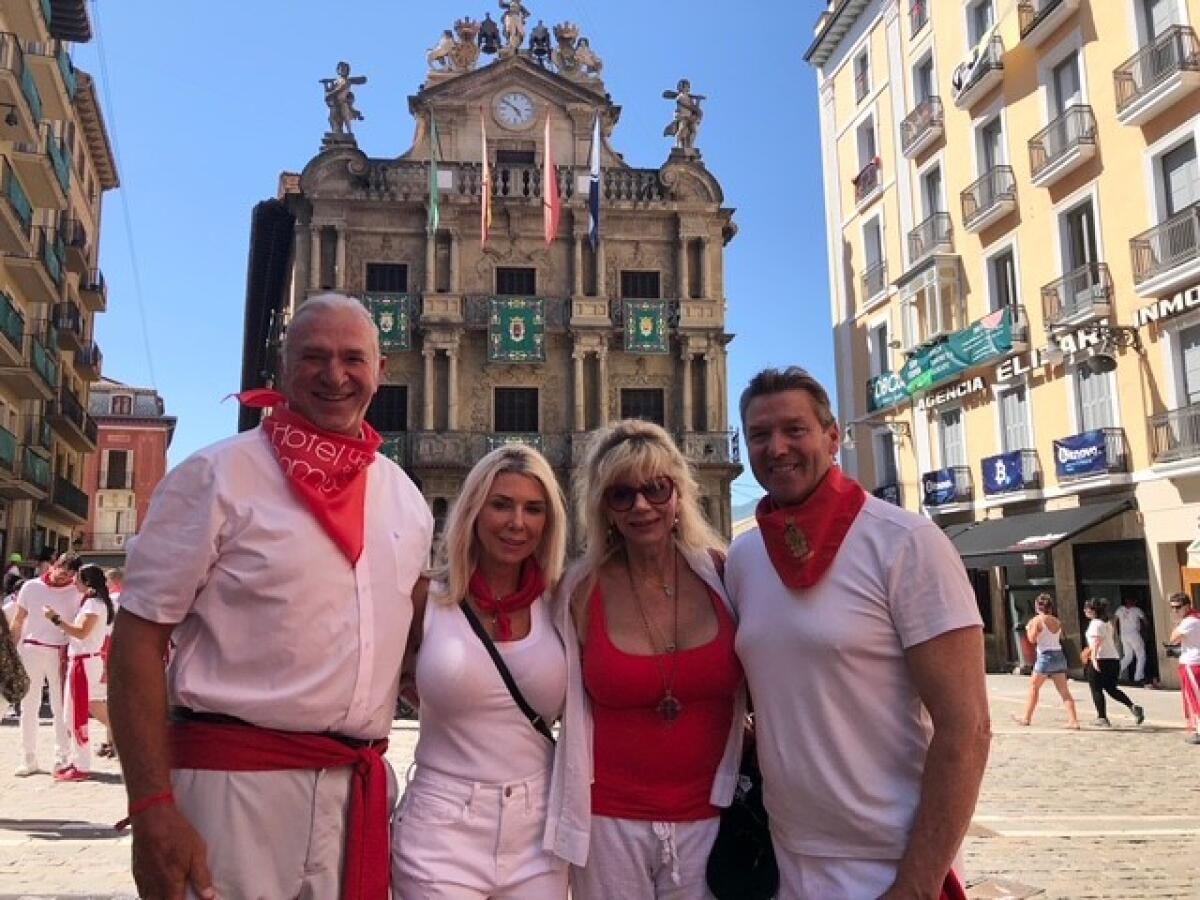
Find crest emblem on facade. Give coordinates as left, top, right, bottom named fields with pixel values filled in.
left=509, top=315, right=527, bottom=343
left=784, top=517, right=813, bottom=561
left=638, top=315, right=655, bottom=338
left=378, top=311, right=395, bottom=333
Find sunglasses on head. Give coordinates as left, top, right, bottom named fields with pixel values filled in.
left=604, top=476, right=675, bottom=512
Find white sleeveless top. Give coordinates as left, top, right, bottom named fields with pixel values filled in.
left=1035, top=617, right=1062, bottom=652
left=414, top=591, right=566, bottom=784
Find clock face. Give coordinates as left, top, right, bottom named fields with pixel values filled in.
left=494, top=91, right=536, bottom=129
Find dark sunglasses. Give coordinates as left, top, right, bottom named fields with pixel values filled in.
left=604, top=476, right=675, bottom=512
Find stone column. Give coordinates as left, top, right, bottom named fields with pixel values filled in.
left=573, top=236, right=583, bottom=296
left=681, top=349, right=693, bottom=433
left=595, top=239, right=607, bottom=296
left=447, top=345, right=459, bottom=430
left=572, top=348, right=586, bottom=430
left=294, top=222, right=311, bottom=297
left=449, top=230, right=461, bottom=293
left=309, top=226, right=322, bottom=289
left=422, top=347, right=436, bottom=430
left=700, top=237, right=710, bottom=300
left=597, top=345, right=609, bottom=424
left=424, top=230, right=437, bottom=293
left=704, top=348, right=718, bottom=432
left=677, top=234, right=689, bottom=300
left=335, top=224, right=347, bottom=291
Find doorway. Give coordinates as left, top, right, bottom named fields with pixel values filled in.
left=1074, top=540, right=1158, bottom=683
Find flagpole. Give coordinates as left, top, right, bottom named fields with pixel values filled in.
left=481, top=107, right=492, bottom=251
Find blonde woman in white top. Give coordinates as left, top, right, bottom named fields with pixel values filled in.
left=392, top=444, right=569, bottom=900
left=1016, top=593, right=1078, bottom=729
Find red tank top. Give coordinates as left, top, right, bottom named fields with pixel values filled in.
left=583, top=580, right=742, bottom=821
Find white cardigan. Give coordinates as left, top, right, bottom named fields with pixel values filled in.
left=541, top=543, right=748, bottom=867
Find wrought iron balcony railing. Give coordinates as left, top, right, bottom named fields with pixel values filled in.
left=1151, top=404, right=1200, bottom=464
left=1130, top=202, right=1200, bottom=286
left=51, top=475, right=88, bottom=520
left=1029, top=105, right=1097, bottom=181
left=0, top=290, right=24, bottom=352
left=1019, top=0, right=1069, bottom=39
left=901, top=96, right=943, bottom=157
left=0, top=425, right=16, bottom=474
left=861, top=260, right=888, bottom=302
left=852, top=157, right=881, bottom=204
left=961, top=166, right=1017, bottom=230
left=1114, top=25, right=1200, bottom=115
left=953, top=35, right=1004, bottom=105
left=1041, top=262, right=1113, bottom=327
left=1056, top=427, right=1128, bottom=482
left=908, top=212, right=953, bottom=264
left=981, top=449, right=1042, bottom=496
left=922, top=465, right=973, bottom=506
left=1, top=157, right=33, bottom=235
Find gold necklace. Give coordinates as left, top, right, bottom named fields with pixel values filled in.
left=624, top=548, right=682, bottom=722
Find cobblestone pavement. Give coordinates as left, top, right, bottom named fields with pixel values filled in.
left=0, top=675, right=1196, bottom=898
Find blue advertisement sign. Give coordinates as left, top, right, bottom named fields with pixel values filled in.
left=1053, top=430, right=1108, bottom=480
left=922, top=468, right=957, bottom=507
left=982, top=450, right=1023, bottom=495
left=873, top=483, right=901, bottom=506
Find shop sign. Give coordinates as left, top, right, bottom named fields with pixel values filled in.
left=1134, top=283, right=1200, bottom=329
left=922, top=468, right=958, bottom=506
left=916, top=376, right=987, bottom=411
left=982, top=450, right=1023, bottom=495
left=867, top=308, right=1013, bottom=412
left=1053, top=429, right=1108, bottom=480
left=993, top=321, right=1106, bottom=384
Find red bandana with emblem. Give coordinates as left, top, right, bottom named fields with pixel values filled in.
left=237, top=389, right=382, bottom=565
left=755, top=466, right=867, bottom=589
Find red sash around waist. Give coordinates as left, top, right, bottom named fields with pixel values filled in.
left=22, top=638, right=66, bottom=649
left=169, top=720, right=390, bottom=900
left=68, top=653, right=99, bottom=747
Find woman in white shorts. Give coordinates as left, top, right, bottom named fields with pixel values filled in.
left=391, top=444, right=569, bottom=899
left=43, top=564, right=114, bottom=782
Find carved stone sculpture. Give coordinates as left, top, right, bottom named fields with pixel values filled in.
left=321, top=61, right=366, bottom=135
left=498, top=0, right=529, bottom=58
left=552, top=21, right=580, bottom=72
left=451, top=17, right=482, bottom=71
left=426, top=30, right=456, bottom=70
left=662, top=78, right=705, bottom=151
left=529, top=19, right=551, bottom=67
left=478, top=13, right=501, bottom=54
left=574, top=37, right=603, bottom=76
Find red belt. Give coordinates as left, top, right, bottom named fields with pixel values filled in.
left=22, top=639, right=66, bottom=649
left=170, top=720, right=390, bottom=900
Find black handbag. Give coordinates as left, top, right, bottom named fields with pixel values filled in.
left=706, top=730, right=778, bottom=900
left=0, top=611, right=30, bottom=706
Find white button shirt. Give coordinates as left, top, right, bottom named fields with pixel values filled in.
left=120, top=428, right=432, bottom=740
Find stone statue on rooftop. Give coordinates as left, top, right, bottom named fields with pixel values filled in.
left=498, top=0, right=530, bottom=57
left=574, top=37, right=603, bottom=77
left=529, top=19, right=551, bottom=67
left=427, top=30, right=456, bottom=70
left=321, top=61, right=366, bottom=135
left=478, top=13, right=501, bottom=54
left=451, top=17, right=482, bottom=70
left=663, top=78, right=705, bottom=151
left=552, top=21, right=580, bottom=72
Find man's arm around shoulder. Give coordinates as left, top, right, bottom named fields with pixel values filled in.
left=883, top=625, right=991, bottom=900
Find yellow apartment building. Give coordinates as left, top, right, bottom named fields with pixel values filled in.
left=806, top=0, right=1200, bottom=686
left=0, top=1, right=116, bottom=561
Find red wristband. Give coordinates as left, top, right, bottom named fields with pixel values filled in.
left=114, top=789, right=175, bottom=831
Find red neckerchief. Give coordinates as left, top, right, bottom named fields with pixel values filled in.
left=468, top=559, right=546, bottom=640
left=1185, top=610, right=1200, bottom=621
left=170, top=721, right=390, bottom=900
left=237, top=389, right=382, bottom=565
left=755, top=466, right=867, bottom=589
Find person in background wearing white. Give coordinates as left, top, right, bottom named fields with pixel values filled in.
left=1114, top=597, right=1148, bottom=685
left=1165, top=593, right=1200, bottom=745
left=392, top=444, right=569, bottom=899
left=97, top=568, right=123, bottom=759
left=1015, top=593, right=1079, bottom=729
left=9, top=553, right=84, bottom=776
left=1083, top=598, right=1144, bottom=728
left=42, top=564, right=114, bottom=782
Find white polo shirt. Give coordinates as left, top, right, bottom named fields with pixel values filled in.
left=17, top=578, right=83, bottom=647
left=728, top=495, right=982, bottom=859
left=120, top=427, right=432, bottom=740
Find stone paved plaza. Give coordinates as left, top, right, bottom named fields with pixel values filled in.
left=0, top=675, right=1196, bottom=898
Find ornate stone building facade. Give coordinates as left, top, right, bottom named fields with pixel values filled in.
left=242, top=11, right=740, bottom=537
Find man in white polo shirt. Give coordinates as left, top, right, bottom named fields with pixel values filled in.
left=726, top=367, right=991, bottom=899
left=108, top=294, right=433, bottom=900
left=9, top=552, right=84, bottom=776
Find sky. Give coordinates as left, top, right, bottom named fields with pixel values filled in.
left=71, top=0, right=833, bottom=507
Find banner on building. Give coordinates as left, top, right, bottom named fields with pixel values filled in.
left=1053, top=430, right=1108, bottom=480
left=921, top=468, right=958, bottom=507
left=488, top=296, right=545, bottom=363
left=982, top=450, right=1023, bottom=495
left=868, top=307, right=1014, bottom=413
left=379, top=434, right=406, bottom=465
left=873, top=483, right=901, bottom=506
left=364, top=293, right=412, bottom=350
left=623, top=300, right=669, bottom=354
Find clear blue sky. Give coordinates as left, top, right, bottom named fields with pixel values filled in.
left=72, top=0, right=833, bottom=507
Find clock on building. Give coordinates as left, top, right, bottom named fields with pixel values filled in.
left=493, top=90, right=536, bottom=130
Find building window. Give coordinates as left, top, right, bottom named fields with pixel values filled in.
left=1177, top=322, right=1200, bottom=406
left=873, top=430, right=898, bottom=485
left=1050, top=51, right=1082, bottom=115
left=1075, top=363, right=1115, bottom=431
left=914, top=54, right=935, bottom=104
left=1159, top=138, right=1199, bottom=219
left=856, top=117, right=877, bottom=169
left=902, top=263, right=965, bottom=347
left=110, top=395, right=132, bottom=415
left=620, top=389, right=665, bottom=426
left=620, top=271, right=661, bottom=299
left=365, top=263, right=408, bottom=293
left=496, top=267, right=536, bottom=295
left=103, top=449, right=131, bottom=490
left=366, top=385, right=408, bottom=432
left=921, top=165, right=943, bottom=217
left=854, top=50, right=870, bottom=103
left=863, top=216, right=885, bottom=301
left=939, top=407, right=966, bottom=467
left=494, top=387, right=538, bottom=432
left=495, top=148, right=536, bottom=165
left=1141, top=0, right=1182, bottom=44
left=998, top=386, right=1030, bottom=451
left=868, top=320, right=891, bottom=378
left=977, top=115, right=1005, bottom=172
left=988, top=248, right=1018, bottom=312
left=968, top=0, right=995, bottom=46
left=1061, top=198, right=1099, bottom=277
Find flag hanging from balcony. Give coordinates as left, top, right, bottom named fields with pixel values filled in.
left=488, top=296, right=545, bottom=363
left=543, top=113, right=560, bottom=246
left=588, top=112, right=601, bottom=251
left=481, top=109, right=492, bottom=249
left=428, top=114, right=441, bottom=233
left=623, top=300, right=669, bottom=354
left=379, top=434, right=406, bottom=466
left=364, top=293, right=411, bottom=351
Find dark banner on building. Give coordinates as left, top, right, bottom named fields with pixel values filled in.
left=1053, top=430, right=1107, bottom=480
left=488, top=296, right=546, bottom=363
left=868, top=307, right=1014, bottom=412
left=982, top=450, right=1023, bottom=495
left=922, top=468, right=957, bottom=507
left=623, top=301, right=669, bottom=354
left=364, top=293, right=412, bottom=351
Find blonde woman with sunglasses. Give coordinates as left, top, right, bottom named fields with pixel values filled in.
left=544, top=420, right=747, bottom=899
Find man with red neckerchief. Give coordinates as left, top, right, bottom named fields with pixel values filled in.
left=725, top=368, right=990, bottom=900
left=108, top=294, right=432, bottom=900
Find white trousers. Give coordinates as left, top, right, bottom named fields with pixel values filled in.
left=62, top=655, right=104, bottom=773
left=173, top=761, right=397, bottom=900
left=775, top=846, right=898, bottom=900
left=17, top=643, right=68, bottom=768
left=571, top=815, right=719, bottom=900
left=392, top=766, right=566, bottom=900
left=1120, top=634, right=1147, bottom=682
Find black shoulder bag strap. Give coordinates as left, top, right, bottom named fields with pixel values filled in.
left=460, top=601, right=556, bottom=744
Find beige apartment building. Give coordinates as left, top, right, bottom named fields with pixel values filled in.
left=0, top=0, right=115, bottom=562
left=807, top=0, right=1200, bottom=684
